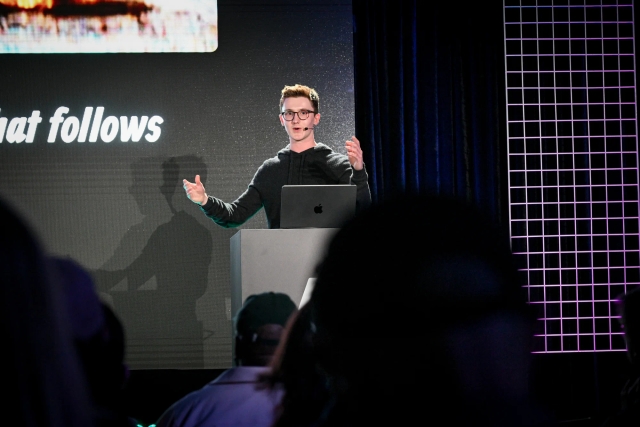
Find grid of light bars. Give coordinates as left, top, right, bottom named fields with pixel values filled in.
left=504, top=0, right=639, bottom=352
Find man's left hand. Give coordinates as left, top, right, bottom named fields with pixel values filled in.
left=346, top=136, right=364, bottom=171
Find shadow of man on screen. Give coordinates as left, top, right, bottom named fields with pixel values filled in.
left=92, top=155, right=213, bottom=369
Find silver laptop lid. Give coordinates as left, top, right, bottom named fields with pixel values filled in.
left=280, top=184, right=357, bottom=229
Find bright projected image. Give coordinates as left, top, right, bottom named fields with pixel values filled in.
left=0, top=0, right=217, bottom=53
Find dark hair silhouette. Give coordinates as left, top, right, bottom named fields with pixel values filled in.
left=309, top=193, right=544, bottom=426
left=234, top=292, right=298, bottom=367
left=263, top=302, right=331, bottom=427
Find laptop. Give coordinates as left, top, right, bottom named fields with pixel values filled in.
left=280, top=184, right=357, bottom=229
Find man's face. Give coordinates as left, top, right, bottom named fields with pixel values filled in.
left=280, top=96, right=320, bottom=142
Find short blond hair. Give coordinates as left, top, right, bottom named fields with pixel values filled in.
left=279, top=84, right=319, bottom=112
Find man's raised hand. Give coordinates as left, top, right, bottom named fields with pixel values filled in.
left=183, top=174, right=208, bottom=205
left=345, top=136, right=364, bottom=171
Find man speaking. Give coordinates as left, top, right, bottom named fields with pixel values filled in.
left=183, top=84, right=371, bottom=229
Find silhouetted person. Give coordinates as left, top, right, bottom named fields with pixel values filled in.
left=156, top=292, right=297, bottom=427
left=262, top=301, right=332, bottom=427
left=308, top=192, right=554, bottom=427
left=0, top=197, right=94, bottom=427
left=52, top=256, right=138, bottom=427
left=602, top=286, right=640, bottom=427
left=93, top=155, right=214, bottom=369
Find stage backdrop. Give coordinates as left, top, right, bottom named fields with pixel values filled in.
left=0, top=0, right=355, bottom=369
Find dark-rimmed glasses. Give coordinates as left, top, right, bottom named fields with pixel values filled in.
left=281, top=110, right=315, bottom=121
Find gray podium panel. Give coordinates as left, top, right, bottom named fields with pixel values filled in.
left=229, top=228, right=338, bottom=321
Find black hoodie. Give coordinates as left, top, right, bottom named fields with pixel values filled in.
left=200, top=143, right=371, bottom=229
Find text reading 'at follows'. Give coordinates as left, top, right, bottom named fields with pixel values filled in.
left=0, top=107, right=164, bottom=143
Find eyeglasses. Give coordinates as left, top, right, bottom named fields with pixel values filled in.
left=281, top=109, right=315, bottom=121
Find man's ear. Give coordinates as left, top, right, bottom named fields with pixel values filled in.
left=279, top=114, right=285, bottom=127
left=315, top=113, right=321, bottom=125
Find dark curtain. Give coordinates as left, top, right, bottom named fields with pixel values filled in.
left=353, top=0, right=508, bottom=224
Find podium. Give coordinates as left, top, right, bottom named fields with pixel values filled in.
left=229, top=228, right=339, bottom=320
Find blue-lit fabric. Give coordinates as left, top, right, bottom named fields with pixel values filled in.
left=352, top=0, right=507, bottom=223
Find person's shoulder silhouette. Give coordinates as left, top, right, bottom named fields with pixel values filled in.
left=0, top=198, right=93, bottom=427
left=52, top=255, right=138, bottom=427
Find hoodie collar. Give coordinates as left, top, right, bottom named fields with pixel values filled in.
left=278, top=142, right=332, bottom=156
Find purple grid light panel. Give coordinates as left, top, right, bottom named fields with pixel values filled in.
left=503, top=0, right=640, bottom=353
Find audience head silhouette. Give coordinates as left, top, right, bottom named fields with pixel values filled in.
left=265, top=301, right=331, bottom=427
left=0, top=198, right=93, bottom=427
left=309, top=193, right=544, bottom=426
left=234, top=292, right=298, bottom=366
left=51, top=256, right=134, bottom=426
left=156, top=292, right=294, bottom=427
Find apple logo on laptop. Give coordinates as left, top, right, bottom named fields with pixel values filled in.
left=314, top=204, right=323, bottom=214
